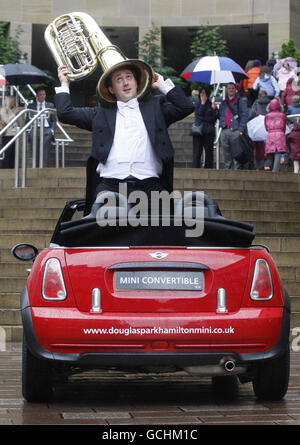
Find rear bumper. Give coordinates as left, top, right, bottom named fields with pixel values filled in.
left=21, top=287, right=290, bottom=369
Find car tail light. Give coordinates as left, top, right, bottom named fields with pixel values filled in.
left=250, top=258, right=273, bottom=301
left=42, top=258, right=67, bottom=301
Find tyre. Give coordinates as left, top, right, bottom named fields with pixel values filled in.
left=22, top=335, right=53, bottom=402
left=252, top=346, right=290, bottom=401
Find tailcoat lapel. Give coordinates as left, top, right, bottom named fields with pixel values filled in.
left=139, top=99, right=155, bottom=146
left=102, top=105, right=117, bottom=136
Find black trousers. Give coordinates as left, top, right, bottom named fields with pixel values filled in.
left=94, top=176, right=166, bottom=201
left=1, top=136, right=15, bottom=169
left=192, top=134, right=214, bottom=168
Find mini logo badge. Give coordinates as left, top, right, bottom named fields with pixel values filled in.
left=149, top=252, right=168, bottom=259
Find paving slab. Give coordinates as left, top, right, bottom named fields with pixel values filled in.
left=0, top=343, right=300, bottom=429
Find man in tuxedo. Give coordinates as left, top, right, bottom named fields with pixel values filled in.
left=55, top=64, right=194, bottom=214
left=27, top=88, right=56, bottom=167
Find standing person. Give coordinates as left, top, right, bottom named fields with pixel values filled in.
left=192, top=86, right=217, bottom=168
left=243, top=59, right=261, bottom=106
left=253, top=65, right=280, bottom=99
left=275, top=61, right=298, bottom=96
left=281, top=77, right=300, bottom=111
left=287, top=121, right=300, bottom=173
left=190, top=89, right=199, bottom=107
left=264, top=99, right=287, bottom=171
left=27, top=88, right=56, bottom=168
left=250, top=89, right=271, bottom=169
left=55, top=64, right=194, bottom=214
left=287, top=95, right=300, bottom=116
left=0, top=96, right=22, bottom=168
left=286, top=96, right=300, bottom=173
left=219, top=83, right=249, bottom=169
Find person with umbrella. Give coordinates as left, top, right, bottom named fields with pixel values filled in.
left=218, top=83, right=250, bottom=169
left=192, top=85, right=218, bottom=169
left=275, top=60, right=298, bottom=95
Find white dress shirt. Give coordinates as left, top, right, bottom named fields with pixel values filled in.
left=55, top=78, right=175, bottom=179
left=37, top=101, right=49, bottom=127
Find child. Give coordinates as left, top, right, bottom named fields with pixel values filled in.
left=287, top=118, right=300, bottom=173
left=264, top=99, right=287, bottom=171
left=251, top=90, right=271, bottom=169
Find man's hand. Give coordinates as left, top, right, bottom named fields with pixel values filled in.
left=57, top=65, right=71, bottom=87
left=152, top=72, right=164, bottom=89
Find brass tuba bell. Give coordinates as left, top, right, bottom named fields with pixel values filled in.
left=45, top=11, right=154, bottom=104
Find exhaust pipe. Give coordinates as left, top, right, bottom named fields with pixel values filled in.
left=224, top=359, right=236, bottom=372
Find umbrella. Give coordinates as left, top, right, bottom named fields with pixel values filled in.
left=0, top=73, right=8, bottom=86
left=272, top=57, right=298, bottom=77
left=180, top=56, right=248, bottom=84
left=247, top=115, right=291, bottom=141
left=2, top=63, right=51, bottom=85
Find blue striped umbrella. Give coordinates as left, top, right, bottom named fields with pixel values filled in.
left=181, top=56, right=248, bottom=84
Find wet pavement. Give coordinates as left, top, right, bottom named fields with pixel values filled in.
left=1, top=343, right=300, bottom=430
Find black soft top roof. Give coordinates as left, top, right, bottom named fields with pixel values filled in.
left=51, top=195, right=255, bottom=248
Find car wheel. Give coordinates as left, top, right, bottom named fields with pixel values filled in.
left=22, top=335, right=53, bottom=402
left=252, top=346, right=290, bottom=401
left=212, top=375, right=239, bottom=399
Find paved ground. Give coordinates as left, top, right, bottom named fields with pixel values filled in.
left=1, top=343, right=300, bottom=427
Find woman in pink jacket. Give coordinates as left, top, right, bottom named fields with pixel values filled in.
left=276, top=61, right=298, bottom=94
left=264, top=99, right=287, bottom=171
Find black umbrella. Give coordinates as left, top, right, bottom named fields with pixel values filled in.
left=2, top=63, right=51, bottom=85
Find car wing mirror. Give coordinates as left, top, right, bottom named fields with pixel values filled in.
left=11, top=243, right=38, bottom=262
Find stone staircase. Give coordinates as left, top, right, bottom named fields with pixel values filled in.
left=1, top=166, right=300, bottom=342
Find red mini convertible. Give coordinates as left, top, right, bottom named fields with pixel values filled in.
left=13, top=193, right=290, bottom=402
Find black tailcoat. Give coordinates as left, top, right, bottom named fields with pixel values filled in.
left=55, top=87, right=194, bottom=212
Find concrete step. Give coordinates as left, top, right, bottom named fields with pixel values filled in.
left=215, top=198, right=300, bottom=212
left=282, top=280, right=300, bottom=295
left=192, top=188, right=300, bottom=202
left=0, top=233, right=50, bottom=249
left=177, top=178, right=299, bottom=193
left=290, top=296, right=300, bottom=312
left=25, top=176, right=85, bottom=188
left=2, top=187, right=84, bottom=199
left=0, top=292, right=20, bottom=309
left=0, top=218, right=57, bottom=232
left=222, top=209, right=300, bottom=222
left=255, top=236, right=300, bottom=252
left=174, top=168, right=300, bottom=183
left=250, top=221, right=300, bottom=235
left=0, top=308, right=21, bottom=325
left=0, top=262, right=32, bottom=277
left=0, top=277, right=26, bottom=293
left=277, top=266, right=300, bottom=281
left=0, top=207, right=62, bottom=219
left=272, top=252, right=300, bottom=267
left=0, top=197, right=73, bottom=209
left=1, top=326, right=22, bottom=342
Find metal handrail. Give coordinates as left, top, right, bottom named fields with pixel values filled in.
left=0, top=108, right=74, bottom=187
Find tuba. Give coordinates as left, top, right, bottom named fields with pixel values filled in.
left=45, top=12, right=154, bottom=104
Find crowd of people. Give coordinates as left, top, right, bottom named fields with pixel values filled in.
left=191, top=56, right=300, bottom=173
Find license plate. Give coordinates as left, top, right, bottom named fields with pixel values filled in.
left=115, top=271, right=203, bottom=291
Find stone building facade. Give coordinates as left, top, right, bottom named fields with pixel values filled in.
left=0, top=0, right=299, bottom=103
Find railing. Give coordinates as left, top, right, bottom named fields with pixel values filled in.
left=0, top=108, right=74, bottom=188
